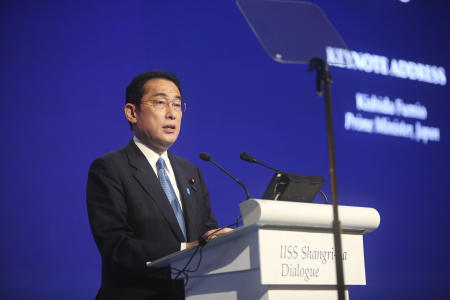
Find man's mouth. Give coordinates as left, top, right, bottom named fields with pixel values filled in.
left=163, top=125, right=176, bottom=132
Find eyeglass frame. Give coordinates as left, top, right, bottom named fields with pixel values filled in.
left=141, top=99, right=187, bottom=112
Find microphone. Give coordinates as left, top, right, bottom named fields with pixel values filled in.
left=200, top=152, right=251, bottom=200
left=240, top=152, right=281, bottom=173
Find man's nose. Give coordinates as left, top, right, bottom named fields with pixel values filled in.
left=166, top=103, right=176, bottom=119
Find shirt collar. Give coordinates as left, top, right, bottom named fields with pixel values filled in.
left=133, top=136, right=170, bottom=172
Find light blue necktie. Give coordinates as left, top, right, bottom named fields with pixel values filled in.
left=156, top=157, right=187, bottom=241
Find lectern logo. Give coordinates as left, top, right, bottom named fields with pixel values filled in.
left=279, top=244, right=348, bottom=282
left=280, top=245, right=298, bottom=259
left=281, top=264, right=319, bottom=282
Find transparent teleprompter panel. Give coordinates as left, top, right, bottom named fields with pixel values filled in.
left=237, top=0, right=349, bottom=66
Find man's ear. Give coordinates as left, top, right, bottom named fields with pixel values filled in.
left=124, top=103, right=137, bottom=124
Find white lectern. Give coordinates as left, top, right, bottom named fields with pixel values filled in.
left=148, top=199, right=380, bottom=300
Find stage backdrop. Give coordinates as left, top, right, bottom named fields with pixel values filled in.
left=1, top=0, right=449, bottom=299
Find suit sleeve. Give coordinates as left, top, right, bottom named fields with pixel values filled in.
left=86, top=158, right=180, bottom=271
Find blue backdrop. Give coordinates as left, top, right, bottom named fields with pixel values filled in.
left=1, top=0, right=449, bottom=299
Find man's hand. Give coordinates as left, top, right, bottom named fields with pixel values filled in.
left=186, top=240, right=199, bottom=248
left=185, top=228, right=233, bottom=249
left=202, top=227, right=233, bottom=241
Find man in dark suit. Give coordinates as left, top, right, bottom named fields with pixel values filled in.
left=87, top=71, right=228, bottom=300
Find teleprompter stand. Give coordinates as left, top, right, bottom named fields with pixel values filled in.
left=237, top=1, right=350, bottom=299
left=309, top=57, right=346, bottom=300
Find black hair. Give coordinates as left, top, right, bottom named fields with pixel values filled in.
left=125, top=70, right=181, bottom=107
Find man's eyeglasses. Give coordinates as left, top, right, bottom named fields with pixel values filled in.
left=145, top=99, right=187, bottom=112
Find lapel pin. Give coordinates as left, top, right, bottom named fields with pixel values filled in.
left=188, top=177, right=198, bottom=191
left=186, top=187, right=191, bottom=195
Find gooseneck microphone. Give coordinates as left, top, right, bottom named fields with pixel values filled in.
left=200, top=152, right=251, bottom=200
left=240, top=152, right=281, bottom=173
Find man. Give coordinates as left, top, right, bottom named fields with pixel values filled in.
left=87, top=71, right=228, bottom=300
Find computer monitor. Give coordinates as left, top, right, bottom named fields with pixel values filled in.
left=262, top=172, right=324, bottom=203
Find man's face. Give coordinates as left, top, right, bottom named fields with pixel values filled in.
left=126, top=78, right=182, bottom=154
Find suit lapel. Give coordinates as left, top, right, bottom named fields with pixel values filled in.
left=124, top=141, right=185, bottom=241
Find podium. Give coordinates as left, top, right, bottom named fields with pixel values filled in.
left=148, top=199, right=380, bottom=300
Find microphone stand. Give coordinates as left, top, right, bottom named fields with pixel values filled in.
left=309, top=58, right=346, bottom=300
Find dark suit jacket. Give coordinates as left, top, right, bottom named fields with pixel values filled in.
left=86, top=140, right=218, bottom=299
